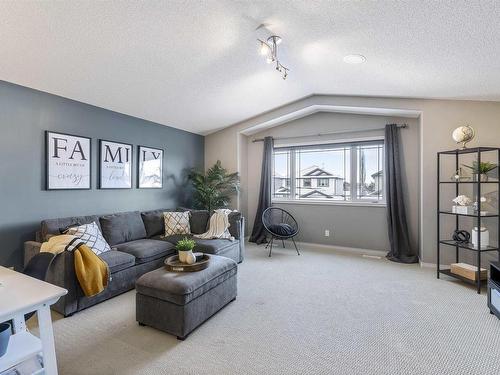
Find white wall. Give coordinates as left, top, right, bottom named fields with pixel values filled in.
left=205, top=95, right=500, bottom=265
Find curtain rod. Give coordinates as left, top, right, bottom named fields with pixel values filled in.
left=251, top=124, right=407, bottom=143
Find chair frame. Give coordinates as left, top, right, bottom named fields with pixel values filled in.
left=262, top=207, right=300, bottom=257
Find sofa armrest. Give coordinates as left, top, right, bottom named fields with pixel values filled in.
left=238, top=217, right=245, bottom=263
left=24, top=241, right=42, bottom=268
left=45, top=250, right=79, bottom=316
left=24, top=241, right=78, bottom=316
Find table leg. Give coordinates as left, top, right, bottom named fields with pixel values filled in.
left=12, top=314, right=26, bottom=333
left=38, top=304, right=58, bottom=375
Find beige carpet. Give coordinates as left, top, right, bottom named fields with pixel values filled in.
left=31, top=242, right=500, bottom=375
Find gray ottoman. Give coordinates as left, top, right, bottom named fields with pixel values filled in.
left=135, top=255, right=237, bottom=340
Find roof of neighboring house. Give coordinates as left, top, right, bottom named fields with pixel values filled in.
left=300, top=165, right=343, bottom=179
left=299, top=190, right=333, bottom=198
left=301, top=165, right=333, bottom=177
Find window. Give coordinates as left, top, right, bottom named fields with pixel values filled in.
left=318, top=178, right=329, bottom=187
left=271, top=140, right=384, bottom=203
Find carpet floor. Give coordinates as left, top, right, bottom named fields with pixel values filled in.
left=31, top=242, right=500, bottom=375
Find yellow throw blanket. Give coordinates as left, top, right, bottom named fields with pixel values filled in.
left=41, top=235, right=109, bottom=297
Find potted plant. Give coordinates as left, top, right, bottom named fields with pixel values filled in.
left=462, top=161, right=498, bottom=182
left=188, top=160, right=240, bottom=212
left=176, top=237, right=196, bottom=264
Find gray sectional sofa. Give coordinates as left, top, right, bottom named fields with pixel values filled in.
left=24, top=208, right=244, bottom=317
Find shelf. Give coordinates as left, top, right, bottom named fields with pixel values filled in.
left=439, top=211, right=499, bottom=218
left=438, top=147, right=500, bottom=155
left=0, top=331, right=42, bottom=372
left=439, top=269, right=487, bottom=285
left=439, top=240, right=499, bottom=252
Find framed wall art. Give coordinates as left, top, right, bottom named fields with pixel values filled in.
left=46, top=131, right=91, bottom=190
left=138, top=145, right=163, bottom=189
left=99, top=139, right=133, bottom=189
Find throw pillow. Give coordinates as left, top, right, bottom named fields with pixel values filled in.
left=66, top=221, right=112, bottom=255
left=164, top=211, right=191, bottom=236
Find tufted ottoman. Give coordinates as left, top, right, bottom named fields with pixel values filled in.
left=135, top=255, right=237, bottom=340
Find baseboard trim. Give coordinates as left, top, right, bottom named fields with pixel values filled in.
left=293, top=241, right=388, bottom=258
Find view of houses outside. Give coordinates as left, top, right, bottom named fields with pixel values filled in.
left=273, top=143, right=384, bottom=201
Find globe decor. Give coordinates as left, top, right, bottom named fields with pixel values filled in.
left=452, top=125, right=475, bottom=149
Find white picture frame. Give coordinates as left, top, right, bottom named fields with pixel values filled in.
left=46, top=131, right=91, bottom=190
left=99, top=139, right=133, bottom=189
left=138, top=145, right=163, bottom=189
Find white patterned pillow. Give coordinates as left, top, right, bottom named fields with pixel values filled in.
left=65, top=222, right=112, bottom=255
left=164, top=211, right=191, bottom=236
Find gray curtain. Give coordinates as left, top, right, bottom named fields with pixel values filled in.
left=385, top=124, right=418, bottom=263
left=250, top=136, right=274, bottom=244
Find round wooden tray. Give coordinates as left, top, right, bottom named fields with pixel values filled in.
left=164, top=253, right=210, bottom=272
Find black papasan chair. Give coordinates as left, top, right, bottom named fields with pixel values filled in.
left=262, top=207, right=300, bottom=257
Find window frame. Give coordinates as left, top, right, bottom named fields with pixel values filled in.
left=271, top=138, right=386, bottom=206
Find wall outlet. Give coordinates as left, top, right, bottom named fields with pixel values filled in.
left=324, top=230, right=330, bottom=237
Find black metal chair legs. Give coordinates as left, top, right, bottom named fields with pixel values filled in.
left=266, top=236, right=300, bottom=257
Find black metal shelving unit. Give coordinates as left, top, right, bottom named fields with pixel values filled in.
left=437, top=147, right=500, bottom=294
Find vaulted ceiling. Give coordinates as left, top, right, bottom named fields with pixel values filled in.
left=1, top=1, right=499, bottom=135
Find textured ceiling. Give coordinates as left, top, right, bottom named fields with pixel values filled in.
left=1, top=1, right=500, bottom=135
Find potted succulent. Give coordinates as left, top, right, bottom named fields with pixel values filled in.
left=463, top=161, right=498, bottom=182
left=176, top=237, right=196, bottom=264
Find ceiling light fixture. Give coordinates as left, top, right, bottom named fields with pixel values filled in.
left=343, top=54, right=366, bottom=64
left=257, top=35, right=289, bottom=80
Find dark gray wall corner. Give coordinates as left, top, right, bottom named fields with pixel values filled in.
left=0, top=81, right=204, bottom=269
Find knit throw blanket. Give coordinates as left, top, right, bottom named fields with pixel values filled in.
left=194, top=209, right=234, bottom=241
left=41, top=235, right=109, bottom=297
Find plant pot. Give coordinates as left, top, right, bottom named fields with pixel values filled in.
left=0, top=322, right=12, bottom=357
left=178, top=250, right=196, bottom=264
left=473, top=173, right=489, bottom=182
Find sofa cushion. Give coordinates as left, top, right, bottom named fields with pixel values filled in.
left=141, top=209, right=171, bottom=238
left=163, top=211, right=191, bottom=236
left=65, top=222, right=112, bottom=255
left=158, top=234, right=236, bottom=255
left=114, top=239, right=175, bottom=264
left=100, top=211, right=147, bottom=246
left=136, top=255, right=237, bottom=305
left=177, top=208, right=210, bottom=234
left=228, top=211, right=242, bottom=239
left=98, top=250, right=135, bottom=273
left=41, top=215, right=101, bottom=242
left=192, top=238, right=238, bottom=255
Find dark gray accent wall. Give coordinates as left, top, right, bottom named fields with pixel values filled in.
left=0, top=81, right=204, bottom=269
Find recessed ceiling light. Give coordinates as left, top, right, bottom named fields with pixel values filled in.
left=343, top=54, right=366, bottom=64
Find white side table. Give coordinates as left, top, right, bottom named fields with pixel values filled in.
left=0, top=266, right=67, bottom=375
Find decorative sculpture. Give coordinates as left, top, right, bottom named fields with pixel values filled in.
left=452, top=125, right=475, bottom=149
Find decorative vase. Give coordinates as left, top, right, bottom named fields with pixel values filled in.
left=473, top=173, right=489, bottom=182
left=178, top=250, right=196, bottom=264
left=185, top=251, right=197, bottom=265
left=452, top=205, right=473, bottom=215
left=472, top=226, right=489, bottom=249
left=0, top=322, right=11, bottom=357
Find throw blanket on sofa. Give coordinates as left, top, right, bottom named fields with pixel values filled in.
left=41, top=235, right=109, bottom=297
left=194, top=209, right=234, bottom=241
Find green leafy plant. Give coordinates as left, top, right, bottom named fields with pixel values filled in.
left=176, top=237, right=196, bottom=252
left=188, top=160, right=240, bottom=212
left=462, top=161, right=498, bottom=175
